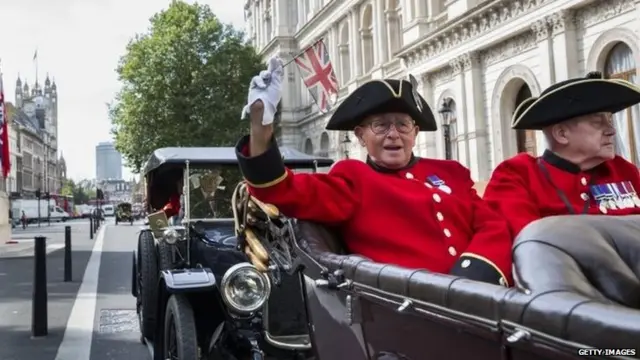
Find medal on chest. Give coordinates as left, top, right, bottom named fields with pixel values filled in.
left=614, top=182, right=632, bottom=208
left=623, top=181, right=640, bottom=207
left=426, top=175, right=451, bottom=194
left=590, top=184, right=610, bottom=213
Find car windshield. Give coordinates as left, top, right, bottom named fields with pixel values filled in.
left=185, top=165, right=244, bottom=220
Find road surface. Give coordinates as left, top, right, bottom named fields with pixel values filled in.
left=0, top=218, right=150, bottom=360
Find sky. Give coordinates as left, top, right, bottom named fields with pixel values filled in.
left=0, top=0, right=246, bottom=181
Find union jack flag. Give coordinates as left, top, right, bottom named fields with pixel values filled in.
left=294, top=39, right=339, bottom=112
left=0, top=69, right=11, bottom=178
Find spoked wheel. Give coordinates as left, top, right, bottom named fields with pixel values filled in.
left=163, top=294, right=198, bottom=360
left=137, top=231, right=159, bottom=341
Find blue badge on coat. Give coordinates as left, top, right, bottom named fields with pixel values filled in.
left=427, top=175, right=451, bottom=194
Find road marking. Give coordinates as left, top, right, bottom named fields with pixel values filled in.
left=54, top=225, right=107, bottom=360
left=47, top=244, right=65, bottom=251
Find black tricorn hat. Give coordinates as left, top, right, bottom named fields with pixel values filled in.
left=512, top=71, right=640, bottom=130
left=325, top=78, right=437, bottom=131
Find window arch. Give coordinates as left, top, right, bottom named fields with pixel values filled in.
left=319, top=132, right=330, bottom=157
left=442, top=97, right=459, bottom=160
left=361, top=4, right=375, bottom=73
left=605, top=42, right=639, bottom=164
left=304, top=138, right=314, bottom=155
left=514, top=84, right=536, bottom=156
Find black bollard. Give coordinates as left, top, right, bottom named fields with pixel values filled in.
left=32, top=236, right=48, bottom=337
left=89, top=215, right=94, bottom=240
left=64, top=226, right=72, bottom=282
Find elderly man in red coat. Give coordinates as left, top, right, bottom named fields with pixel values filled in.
left=234, top=57, right=513, bottom=286
left=483, top=71, right=640, bottom=238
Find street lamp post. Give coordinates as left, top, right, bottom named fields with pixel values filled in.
left=438, top=98, right=453, bottom=160
left=341, top=132, right=351, bottom=159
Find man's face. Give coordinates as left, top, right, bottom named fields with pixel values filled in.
left=560, top=112, right=617, bottom=160
left=354, top=112, right=419, bottom=169
left=200, top=171, right=219, bottom=193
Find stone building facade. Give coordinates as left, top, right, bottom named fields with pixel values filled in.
left=5, top=76, right=66, bottom=197
left=245, top=0, right=640, bottom=180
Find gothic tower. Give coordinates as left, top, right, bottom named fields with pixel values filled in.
left=15, top=76, right=23, bottom=108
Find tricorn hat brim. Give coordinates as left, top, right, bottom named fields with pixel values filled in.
left=512, top=78, right=640, bottom=130
left=326, top=79, right=437, bottom=131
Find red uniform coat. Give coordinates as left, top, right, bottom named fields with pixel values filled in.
left=162, top=194, right=181, bottom=218
left=236, top=136, right=513, bottom=286
left=483, top=150, right=640, bottom=237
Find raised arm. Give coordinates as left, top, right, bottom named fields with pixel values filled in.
left=236, top=135, right=361, bottom=224
left=482, top=160, right=541, bottom=237
left=237, top=58, right=360, bottom=224
left=448, top=164, right=513, bottom=286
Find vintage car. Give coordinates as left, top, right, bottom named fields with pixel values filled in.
left=115, top=202, right=134, bottom=225
left=234, top=187, right=640, bottom=360
left=131, top=146, right=333, bottom=360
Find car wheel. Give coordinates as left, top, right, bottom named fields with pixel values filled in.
left=157, top=241, right=173, bottom=270
left=163, top=294, right=198, bottom=360
left=131, top=253, right=138, bottom=297
left=138, top=231, right=159, bottom=340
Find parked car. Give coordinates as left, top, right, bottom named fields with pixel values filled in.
left=131, top=146, right=333, bottom=360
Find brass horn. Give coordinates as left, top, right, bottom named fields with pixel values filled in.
left=232, top=181, right=283, bottom=272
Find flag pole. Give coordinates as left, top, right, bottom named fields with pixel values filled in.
left=282, top=38, right=324, bottom=68
left=33, top=49, right=38, bottom=87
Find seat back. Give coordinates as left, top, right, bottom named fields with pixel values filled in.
left=297, top=218, right=640, bottom=359
left=297, top=221, right=507, bottom=360
left=513, top=215, right=640, bottom=308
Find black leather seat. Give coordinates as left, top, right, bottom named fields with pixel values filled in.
left=298, top=220, right=510, bottom=319
left=506, top=215, right=640, bottom=352
left=297, top=217, right=640, bottom=355
left=513, top=215, right=640, bottom=308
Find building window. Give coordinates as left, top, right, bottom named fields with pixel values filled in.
left=442, top=98, right=459, bottom=161
left=304, top=138, right=313, bottom=155
left=604, top=42, right=639, bottom=164
left=514, top=84, right=537, bottom=156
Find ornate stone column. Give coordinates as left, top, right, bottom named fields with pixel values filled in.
left=460, top=52, right=489, bottom=180
left=548, top=10, right=579, bottom=80
left=349, top=8, right=363, bottom=78
left=531, top=18, right=554, bottom=89
left=449, top=56, right=468, bottom=167
left=339, top=44, right=351, bottom=83
left=373, top=0, right=388, bottom=65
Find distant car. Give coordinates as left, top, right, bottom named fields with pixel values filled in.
left=102, top=205, right=115, bottom=217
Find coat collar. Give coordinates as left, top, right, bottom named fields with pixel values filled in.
left=366, top=154, right=419, bottom=173
left=541, top=150, right=582, bottom=174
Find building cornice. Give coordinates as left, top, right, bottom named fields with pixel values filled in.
left=258, top=35, right=297, bottom=57
left=398, top=0, right=582, bottom=73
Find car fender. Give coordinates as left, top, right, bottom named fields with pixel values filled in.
left=160, top=268, right=216, bottom=293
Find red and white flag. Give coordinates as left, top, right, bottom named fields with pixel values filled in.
left=0, top=69, right=12, bottom=178
left=294, top=39, right=339, bottom=112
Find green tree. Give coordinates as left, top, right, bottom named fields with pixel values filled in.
left=110, top=1, right=264, bottom=173
left=60, top=179, right=75, bottom=197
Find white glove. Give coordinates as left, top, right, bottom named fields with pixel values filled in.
left=241, top=56, right=284, bottom=125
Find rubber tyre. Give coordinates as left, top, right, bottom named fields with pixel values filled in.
left=163, top=294, right=198, bottom=360
left=157, top=241, right=173, bottom=270
left=131, top=253, right=138, bottom=297
left=138, top=231, right=159, bottom=340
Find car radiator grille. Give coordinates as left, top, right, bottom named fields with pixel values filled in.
left=265, top=272, right=309, bottom=337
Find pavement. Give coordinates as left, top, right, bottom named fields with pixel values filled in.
left=0, top=218, right=150, bottom=360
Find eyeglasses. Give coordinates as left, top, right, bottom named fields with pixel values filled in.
left=367, top=118, right=416, bottom=135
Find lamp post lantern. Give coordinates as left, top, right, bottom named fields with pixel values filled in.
left=341, top=132, right=351, bottom=159
left=438, top=98, right=453, bottom=160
